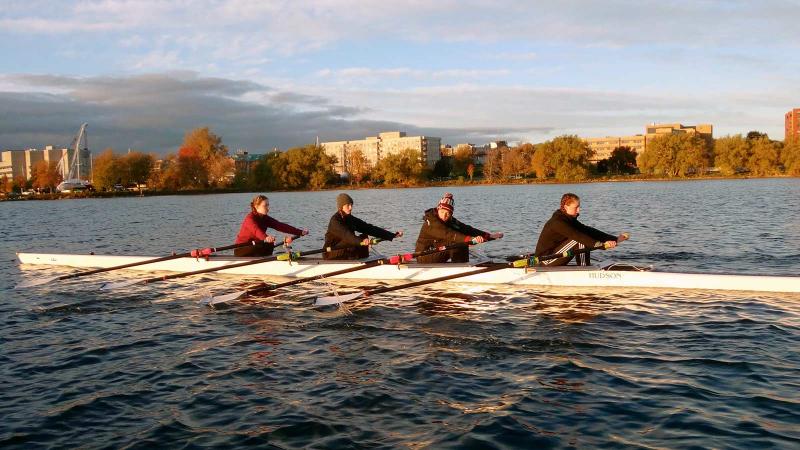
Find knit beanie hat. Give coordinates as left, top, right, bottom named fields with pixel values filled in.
left=437, top=192, right=454, bottom=213
left=337, top=193, right=354, bottom=209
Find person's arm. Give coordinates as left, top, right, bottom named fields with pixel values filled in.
left=449, top=217, right=490, bottom=240
left=264, top=216, right=304, bottom=237
left=351, top=216, right=397, bottom=241
left=327, top=215, right=363, bottom=246
left=575, top=221, right=617, bottom=243
left=548, top=217, right=602, bottom=248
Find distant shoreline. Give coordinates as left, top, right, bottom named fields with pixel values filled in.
left=2, top=173, right=797, bottom=201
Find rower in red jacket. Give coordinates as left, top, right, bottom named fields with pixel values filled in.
left=414, top=193, right=503, bottom=263
left=234, top=194, right=308, bottom=256
left=534, top=193, right=628, bottom=265
left=323, top=193, right=403, bottom=260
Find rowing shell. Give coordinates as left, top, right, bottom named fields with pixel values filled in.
left=16, top=252, right=800, bottom=293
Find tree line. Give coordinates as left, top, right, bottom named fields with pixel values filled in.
left=4, top=128, right=800, bottom=196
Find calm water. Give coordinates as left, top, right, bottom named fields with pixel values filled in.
left=2, top=179, right=800, bottom=449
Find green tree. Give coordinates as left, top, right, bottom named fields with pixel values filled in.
left=714, top=135, right=750, bottom=175
left=545, top=135, right=594, bottom=181
left=92, top=148, right=124, bottom=190
left=605, top=146, right=638, bottom=174
left=272, top=144, right=337, bottom=190
left=638, top=133, right=710, bottom=177
left=123, top=151, right=155, bottom=186
left=451, top=145, right=474, bottom=177
left=373, top=148, right=424, bottom=184
left=746, top=137, right=781, bottom=176
left=432, top=156, right=452, bottom=179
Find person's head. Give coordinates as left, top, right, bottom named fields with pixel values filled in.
left=436, top=192, right=454, bottom=222
left=560, top=193, right=580, bottom=217
left=337, top=193, right=354, bottom=215
left=250, top=194, right=269, bottom=215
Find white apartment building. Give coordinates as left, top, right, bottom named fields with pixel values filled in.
left=321, top=131, right=441, bottom=175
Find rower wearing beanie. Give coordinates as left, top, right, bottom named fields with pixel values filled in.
left=414, top=192, right=503, bottom=263
left=534, top=193, right=628, bottom=266
left=323, top=193, right=403, bottom=260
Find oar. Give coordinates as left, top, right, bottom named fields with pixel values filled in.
left=203, top=238, right=489, bottom=306
left=15, top=240, right=267, bottom=289
left=314, top=240, right=620, bottom=306
left=100, top=237, right=378, bottom=291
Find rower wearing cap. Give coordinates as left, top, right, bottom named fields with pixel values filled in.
left=414, top=192, right=503, bottom=263
left=535, top=193, right=628, bottom=266
left=234, top=194, right=309, bottom=257
left=324, top=193, right=403, bottom=260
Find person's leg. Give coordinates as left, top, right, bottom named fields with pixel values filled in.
left=449, top=246, right=469, bottom=263
left=234, top=241, right=274, bottom=257
left=417, top=250, right=450, bottom=263
left=539, top=239, right=579, bottom=266
left=574, top=242, right=590, bottom=266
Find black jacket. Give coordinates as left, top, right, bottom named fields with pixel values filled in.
left=535, top=209, right=616, bottom=256
left=324, top=211, right=396, bottom=260
left=414, top=208, right=488, bottom=253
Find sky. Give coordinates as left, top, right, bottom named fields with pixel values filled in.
left=1, top=0, right=798, bottom=155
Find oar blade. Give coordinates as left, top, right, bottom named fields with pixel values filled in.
left=15, top=275, right=60, bottom=289
left=314, top=291, right=363, bottom=306
left=101, top=279, right=142, bottom=290
left=202, top=290, right=247, bottom=306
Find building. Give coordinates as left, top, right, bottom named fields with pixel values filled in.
left=230, top=149, right=267, bottom=178
left=321, top=131, right=441, bottom=175
left=0, top=146, right=75, bottom=181
left=786, top=108, right=800, bottom=143
left=584, top=123, right=713, bottom=161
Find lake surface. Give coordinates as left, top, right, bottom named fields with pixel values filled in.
left=2, top=179, right=800, bottom=448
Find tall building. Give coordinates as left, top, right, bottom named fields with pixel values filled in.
left=0, top=146, right=75, bottom=181
left=786, top=108, right=800, bottom=142
left=321, top=131, right=441, bottom=175
left=584, top=123, right=713, bottom=161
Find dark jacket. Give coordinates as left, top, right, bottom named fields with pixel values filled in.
left=323, top=211, right=396, bottom=260
left=414, top=208, right=489, bottom=254
left=535, top=209, right=616, bottom=256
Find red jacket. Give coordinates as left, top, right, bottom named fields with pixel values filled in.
left=235, top=212, right=303, bottom=244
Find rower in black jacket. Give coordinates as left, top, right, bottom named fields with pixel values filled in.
left=323, top=193, right=403, bottom=260
left=535, top=193, right=628, bottom=266
left=415, top=193, right=503, bottom=263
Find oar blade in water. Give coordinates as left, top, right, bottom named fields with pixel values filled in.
left=314, top=291, right=363, bottom=306
left=202, top=290, right=247, bottom=306
left=15, top=275, right=60, bottom=289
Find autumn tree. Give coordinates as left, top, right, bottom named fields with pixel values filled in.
left=346, top=148, right=371, bottom=185
left=501, top=147, right=527, bottom=178
left=30, top=160, right=63, bottom=192
left=466, top=163, right=475, bottom=182
left=530, top=144, right=553, bottom=179
left=482, top=147, right=503, bottom=181
left=181, top=127, right=232, bottom=187
left=602, top=146, right=638, bottom=175
left=1, top=175, right=11, bottom=193
left=781, top=139, right=800, bottom=176
left=123, top=151, right=155, bottom=186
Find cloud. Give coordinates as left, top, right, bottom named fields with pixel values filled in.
left=0, top=72, right=538, bottom=153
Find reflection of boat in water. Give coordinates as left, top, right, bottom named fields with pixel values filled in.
left=56, top=123, right=93, bottom=193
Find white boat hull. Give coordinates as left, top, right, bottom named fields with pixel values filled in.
left=16, top=252, right=800, bottom=293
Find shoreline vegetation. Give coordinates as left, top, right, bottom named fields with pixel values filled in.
left=2, top=172, right=797, bottom=202
left=4, top=127, right=799, bottom=202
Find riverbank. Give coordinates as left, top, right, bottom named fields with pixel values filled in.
left=2, top=173, right=796, bottom=201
